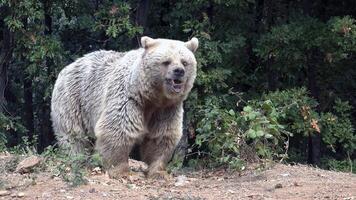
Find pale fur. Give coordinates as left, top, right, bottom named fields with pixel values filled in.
left=51, top=37, right=198, bottom=178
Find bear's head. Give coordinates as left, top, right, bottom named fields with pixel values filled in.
left=139, top=36, right=198, bottom=105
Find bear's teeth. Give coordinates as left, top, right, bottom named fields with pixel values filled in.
left=173, top=84, right=183, bottom=93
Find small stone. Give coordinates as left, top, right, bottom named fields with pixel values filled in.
left=66, top=196, right=74, bottom=199
left=42, top=192, right=51, bottom=198
left=0, top=191, right=10, bottom=196
left=91, top=167, right=102, bottom=175
left=293, top=182, right=301, bottom=186
left=15, top=155, right=42, bottom=173
left=280, top=173, right=290, bottom=177
left=275, top=183, right=283, bottom=189
left=174, top=175, right=187, bottom=187
left=227, top=189, right=235, bottom=194
left=59, top=189, right=66, bottom=193
left=17, top=192, right=25, bottom=197
left=127, top=184, right=137, bottom=189
left=89, top=188, right=96, bottom=193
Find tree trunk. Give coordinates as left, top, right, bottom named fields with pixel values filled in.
left=17, top=17, right=35, bottom=141
left=306, top=51, right=321, bottom=165
left=132, top=0, right=150, bottom=47
left=38, top=0, right=55, bottom=151
left=0, top=6, right=13, bottom=114
left=303, top=0, right=321, bottom=166
left=23, top=77, right=34, bottom=139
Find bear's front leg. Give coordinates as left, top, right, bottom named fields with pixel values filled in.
left=95, top=100, right=145, bottom=179
left=140, top=105, right=183, bottom=179
left=140, top=135, right=181, bottom=179
left=96, top=134, right=134, bottom=178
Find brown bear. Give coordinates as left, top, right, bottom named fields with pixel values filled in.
left=51, top=36, right=198, bottom=178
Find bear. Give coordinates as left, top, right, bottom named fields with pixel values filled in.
left=50, top=36, right=199, bottom=179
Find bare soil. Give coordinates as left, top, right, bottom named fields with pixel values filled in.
left=0, top=154, right=355, bottom=200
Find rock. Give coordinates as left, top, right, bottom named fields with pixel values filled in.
left=42, top=192, right=51, bottom=198
left=293, top=182, right=301, bottom=186
left=127, top=184, right=137, bottom=189
left=15, top=155, right=42, bottom=173
left=275, top=183, right=283, bottom=189
left=227, top=189, right=236, bottom=194
left=10, top=192, right=25, bottom=198
left=89, top=188, right=96, bottom=193
left=174, top=175, right=187, bottom=187
left=280, top=173, right=290, bottom=177
left=91, top=167, right=102, bottom=175
left=66, top=196, right=74, bottom=199
left=17, top=192, right=25, bottom=197
left=0, top=190, right=10, bottom=196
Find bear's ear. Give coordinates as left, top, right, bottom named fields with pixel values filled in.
left=185, top=37, right=199, bottom=53
left=141, top=36, right=156, bottom=49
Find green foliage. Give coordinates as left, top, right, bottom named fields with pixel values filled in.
left=321, top=157, right=356, bottom=173
left=0, top=114, right=27, bottom=152
left=42, top=145, right=102, bottom=187
left=320, top=100, right=355, bottom=155
left=191, top=87, right=355, bottom=170
left=10, top=135, right=38, bottom=155
left=192, top=93, right=289, bottom=170
left=261, top=88, right=320, bottom=136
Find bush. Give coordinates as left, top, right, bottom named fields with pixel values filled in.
left=191, top=93, right=289, bottom=170
left=0, top=113, right=27, bottom=152
left=190, top=87, right=355, bottom=172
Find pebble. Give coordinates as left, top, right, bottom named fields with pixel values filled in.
left=227, top=189, right=236, bottom=194
left=174, top=175, right=187, bottom=187
left=17, top=192, right=25, bottom=197
left=0, top=191, right=10, bottom=196
left=10, top=192, right=26, bottom=198
left=127, top=184, right=137, bottom=189
left=280, top=173, right=290, bottom=177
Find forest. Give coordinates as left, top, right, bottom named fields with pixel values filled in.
left=0, top=0, right=355, bottom=174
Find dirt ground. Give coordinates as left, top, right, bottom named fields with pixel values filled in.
left=0, top=154, right=355, bottom=200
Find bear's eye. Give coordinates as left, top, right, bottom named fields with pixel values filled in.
left=182, top=60, right=188, bottom=67
left=162, top=60, right=171, bottom=66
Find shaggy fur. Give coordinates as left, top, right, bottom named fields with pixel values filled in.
left=51, top=36, right=198, bottom=178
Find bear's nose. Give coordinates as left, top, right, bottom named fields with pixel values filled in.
left=173, top=67, right=185, bottom=77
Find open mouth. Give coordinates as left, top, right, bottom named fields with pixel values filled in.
left=167, top=78, right=184, bottom=93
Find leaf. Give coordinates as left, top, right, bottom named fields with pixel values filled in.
left=247, top=129, right=256, bottom=139
left=247, top=112, right=257, bottom=120
left=243, top=106, right=253, bottom=112
left=256, top=130, right=264, bottom=137
left=228, top=109, right=235, bottom=116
